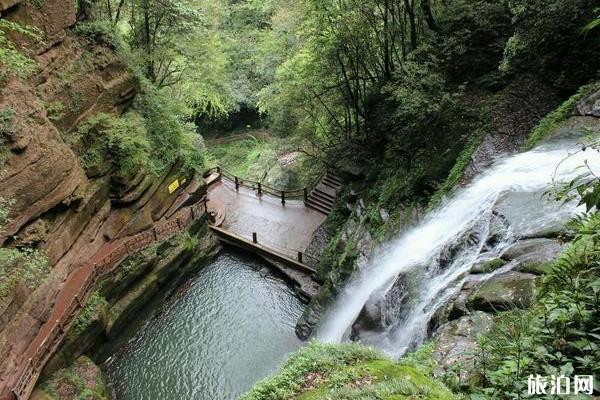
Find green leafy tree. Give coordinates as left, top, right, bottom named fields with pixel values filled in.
left=500, top=0, right=600, bottom=93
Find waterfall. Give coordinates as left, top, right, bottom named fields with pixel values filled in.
left=315, top=134, right=600, bottom=357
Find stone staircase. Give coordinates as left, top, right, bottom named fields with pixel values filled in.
left=304, top=171, right=342, bottom=215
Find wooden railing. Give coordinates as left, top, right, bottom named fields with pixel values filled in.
left=204, top=166, right=325, bottom=204
left=6, top=199, right=208, bottom=400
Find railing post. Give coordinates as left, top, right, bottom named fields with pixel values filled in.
left=304, top=188, right=308, bottom=201
left=235, top=176, right=239, bottom=190
left=298, top=251, right=303, bottom=263
left=281, top=191, right=285, bottom=205
left=176, top=218, right=181, bottom=230
left=191, top=207, right=195, bottom=220
left=252, top=232, right=257, bottom=244
left=257, top=183, right=262, bottom=196
left=153, top=227, right=158, bottom=241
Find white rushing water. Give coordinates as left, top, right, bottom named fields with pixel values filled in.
left=316, top=134, right=600, bottom=357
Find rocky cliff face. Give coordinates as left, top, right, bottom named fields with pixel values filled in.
left=0, top=0, right=190, bottom=386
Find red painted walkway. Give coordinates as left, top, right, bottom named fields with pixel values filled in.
left=0, top=197, right=207, bottom=400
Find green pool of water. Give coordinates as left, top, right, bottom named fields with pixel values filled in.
left=103, top=250, right=303, bottom=399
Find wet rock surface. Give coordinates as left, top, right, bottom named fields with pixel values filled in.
left=502, top=238, right=566, bottom=274
left=493, top=191, right=572, bottom=238
left=432, top=311, right=494, bottom=387
left=577, top=87, right=600, bottom=117
left=466, top=271, right=537, bottom=312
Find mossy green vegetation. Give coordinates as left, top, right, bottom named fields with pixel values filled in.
left=75, top=112, right=151, bottom=177
left=0, top=196, right=49, bottom=304
left=35, top=356, right=109, bottom=400
left=525, top=83, right=599, bottom=148
left=242, top=342, right=457, bottom=400
left=0, top=107, right=16, bottom=163
left=0, top=19, right=38, bottom=83
left=428, top=129, right=486, bottom=210
left=68, top=291, right=108, bottom=340
left=474, top=258, right=506, bottom=274
left=0, top=246, right=49, bottom=304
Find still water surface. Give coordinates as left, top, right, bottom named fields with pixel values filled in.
left=103, top=250, right=303, bottom=399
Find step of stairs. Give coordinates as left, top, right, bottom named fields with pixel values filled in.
left=321, top=178, right=340, bottom=190
left=312, top=188, right=336, bottom=203
left=305, top=199, right=332, bottom=215
left=324, top=174, right=342, bottom=186
left=304, top=170, right=343, bottom=216
left=307, top=194, right=334, bottom=211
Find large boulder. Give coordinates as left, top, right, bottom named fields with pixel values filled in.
left=432, top=311, right=494, bottom=387
left=466, top=272, right=537, bottom=312
left=493, top=191, right=572, bottom=238
left=501, top=238, right=566, bottom=274
left=577, top=86, right=600, bottom=117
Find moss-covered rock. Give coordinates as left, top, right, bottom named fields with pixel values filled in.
left=466, top=272, right=537, bottom=312
left=104, top=271, right=159, bottom=339
left=432, top=312, right=494, bottom=388
left=32, top=356, right=109, bottom=400
left=242, top=342, right=458, bottom=400
left=470, top=258, right=506, bottom=274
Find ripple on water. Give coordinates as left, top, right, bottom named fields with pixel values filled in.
left=103, top=251, right=304, bottom=400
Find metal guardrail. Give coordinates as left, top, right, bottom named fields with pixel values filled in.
left=7, top=199, right=208, bottom=400
left=204, top=166, right=326, bottom=203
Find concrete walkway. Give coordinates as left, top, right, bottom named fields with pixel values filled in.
left=206, top=180, right=327, bottom=260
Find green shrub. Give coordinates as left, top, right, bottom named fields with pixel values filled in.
left=135, top=83, right=204, bottom=174
left=0, top=107, right=15, bottom=137
left=0, top=246, right=49, bottom=303
left=500, top=0, right=600, bottom=93
left=243, top=341, right=457, bottom=400
left=46, top=100, right=66, bottom=122
left=73, top=20, right=126, bottom=51
left=0, top=20, right=38, bottom=82
left=76, top=112, right=152, bottom=177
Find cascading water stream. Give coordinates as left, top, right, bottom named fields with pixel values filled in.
left=316, top=134, right=600, bottom=357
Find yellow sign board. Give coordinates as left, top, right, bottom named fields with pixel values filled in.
left=168, top=179, right=180, bottom=194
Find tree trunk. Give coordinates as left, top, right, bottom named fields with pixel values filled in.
left=77, top=0, right=95, bottom=21
left=421, top=0, right=440, bottom=33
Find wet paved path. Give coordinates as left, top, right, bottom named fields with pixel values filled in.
left=206, top=180, right=326, bottom=260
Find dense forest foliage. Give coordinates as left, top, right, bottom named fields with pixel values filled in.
left=69, top=0, right=600, bottom=198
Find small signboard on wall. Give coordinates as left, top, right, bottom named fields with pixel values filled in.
left=168, top=179, right=180, bottom=194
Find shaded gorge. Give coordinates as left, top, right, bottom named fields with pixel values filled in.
left=101, top=250, right=303, bottom=400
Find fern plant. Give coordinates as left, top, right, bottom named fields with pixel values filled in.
left=0, top=19, right=39, bottom=81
